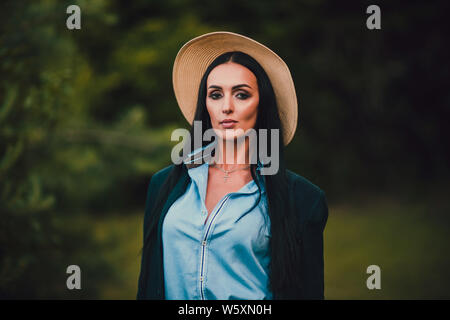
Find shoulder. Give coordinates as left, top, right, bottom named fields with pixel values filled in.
left=285, top=169, right=328, bottom=225
left=150, top=164, right=175, bottom=187
left=144, top=165, right=175, bottom=207
left=286, top=169, right=323, bottom=195
left=143, top=164, right=176, bottom=225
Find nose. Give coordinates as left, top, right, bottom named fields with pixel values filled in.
left=222, top=93, right=234, bottom=114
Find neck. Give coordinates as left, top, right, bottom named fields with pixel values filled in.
left=214, top=138, right=252, bottom=170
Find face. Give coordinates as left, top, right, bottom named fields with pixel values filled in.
left=206, top=62, right=259, bottom=141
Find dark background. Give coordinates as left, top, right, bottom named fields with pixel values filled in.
left=1, top=0, right=449, bottom=299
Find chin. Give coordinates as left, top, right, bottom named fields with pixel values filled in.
left=214, top=128, right=247, bottom=141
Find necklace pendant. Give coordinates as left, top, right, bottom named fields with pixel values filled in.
left=224, top=172, right=229, bottom=182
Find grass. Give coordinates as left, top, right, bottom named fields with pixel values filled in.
left=88, top=197, right=450, bottom=299
left=91, top=213, right=143, bottom=299
left=325, top=197, right=450, bottom=299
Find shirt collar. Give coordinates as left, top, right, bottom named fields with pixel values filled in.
left=183, top=141, right=267, bottom=171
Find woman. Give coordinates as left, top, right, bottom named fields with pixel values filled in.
left=137, top=32, right=328, bottom=300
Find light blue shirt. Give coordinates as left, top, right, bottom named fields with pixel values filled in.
left=162, top=159, right=272, bottom=300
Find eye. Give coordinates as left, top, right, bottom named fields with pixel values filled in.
left=208, top=91, right=222, bottom=100
left=236, top=92, right=250, bottom=100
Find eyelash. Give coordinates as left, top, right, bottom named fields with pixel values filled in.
left=208, top=92, right=250, bottom=100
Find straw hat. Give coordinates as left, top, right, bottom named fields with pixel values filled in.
left=172, top=31, right=298, bottom=145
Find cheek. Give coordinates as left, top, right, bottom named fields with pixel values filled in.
left=206, top=102, right=219, bottom=124
left=240, top=98, right=259, bottom=125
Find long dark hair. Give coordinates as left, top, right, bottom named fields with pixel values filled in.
left=143, top=51, right=302, bottom=298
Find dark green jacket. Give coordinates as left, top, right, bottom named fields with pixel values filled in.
left=137, top=164, right=328, bottom=300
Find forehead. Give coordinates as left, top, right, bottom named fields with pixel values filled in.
left=207, top=62, right=257, bottom=87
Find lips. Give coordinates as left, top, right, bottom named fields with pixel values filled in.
left=220, top=119, right=237, bottom=128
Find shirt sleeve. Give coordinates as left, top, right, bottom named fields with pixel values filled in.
left=300, top=190, right=329, bottom=299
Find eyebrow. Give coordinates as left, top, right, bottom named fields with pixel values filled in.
left=208, top=84, right=252, bottom=90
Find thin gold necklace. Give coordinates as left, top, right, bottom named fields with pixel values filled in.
left=210, top=163, right=251, bottom=183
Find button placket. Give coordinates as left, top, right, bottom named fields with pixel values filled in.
left=198, top=195, right=230, bottom=300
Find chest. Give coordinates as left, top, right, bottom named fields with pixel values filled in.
left=163, top=182, right=270, bottom=250
left=204, top=168, right=253, bottom=218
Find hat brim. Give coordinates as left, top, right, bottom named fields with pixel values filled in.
left=172, top=31, right=298, bottom=145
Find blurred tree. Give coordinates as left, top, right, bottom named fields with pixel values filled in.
left=0, top=0, right=113, bottom=298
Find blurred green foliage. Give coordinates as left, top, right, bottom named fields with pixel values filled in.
left=0, top=0, right=448, bottom=298
left=0, top=0, right=111, bottom=298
